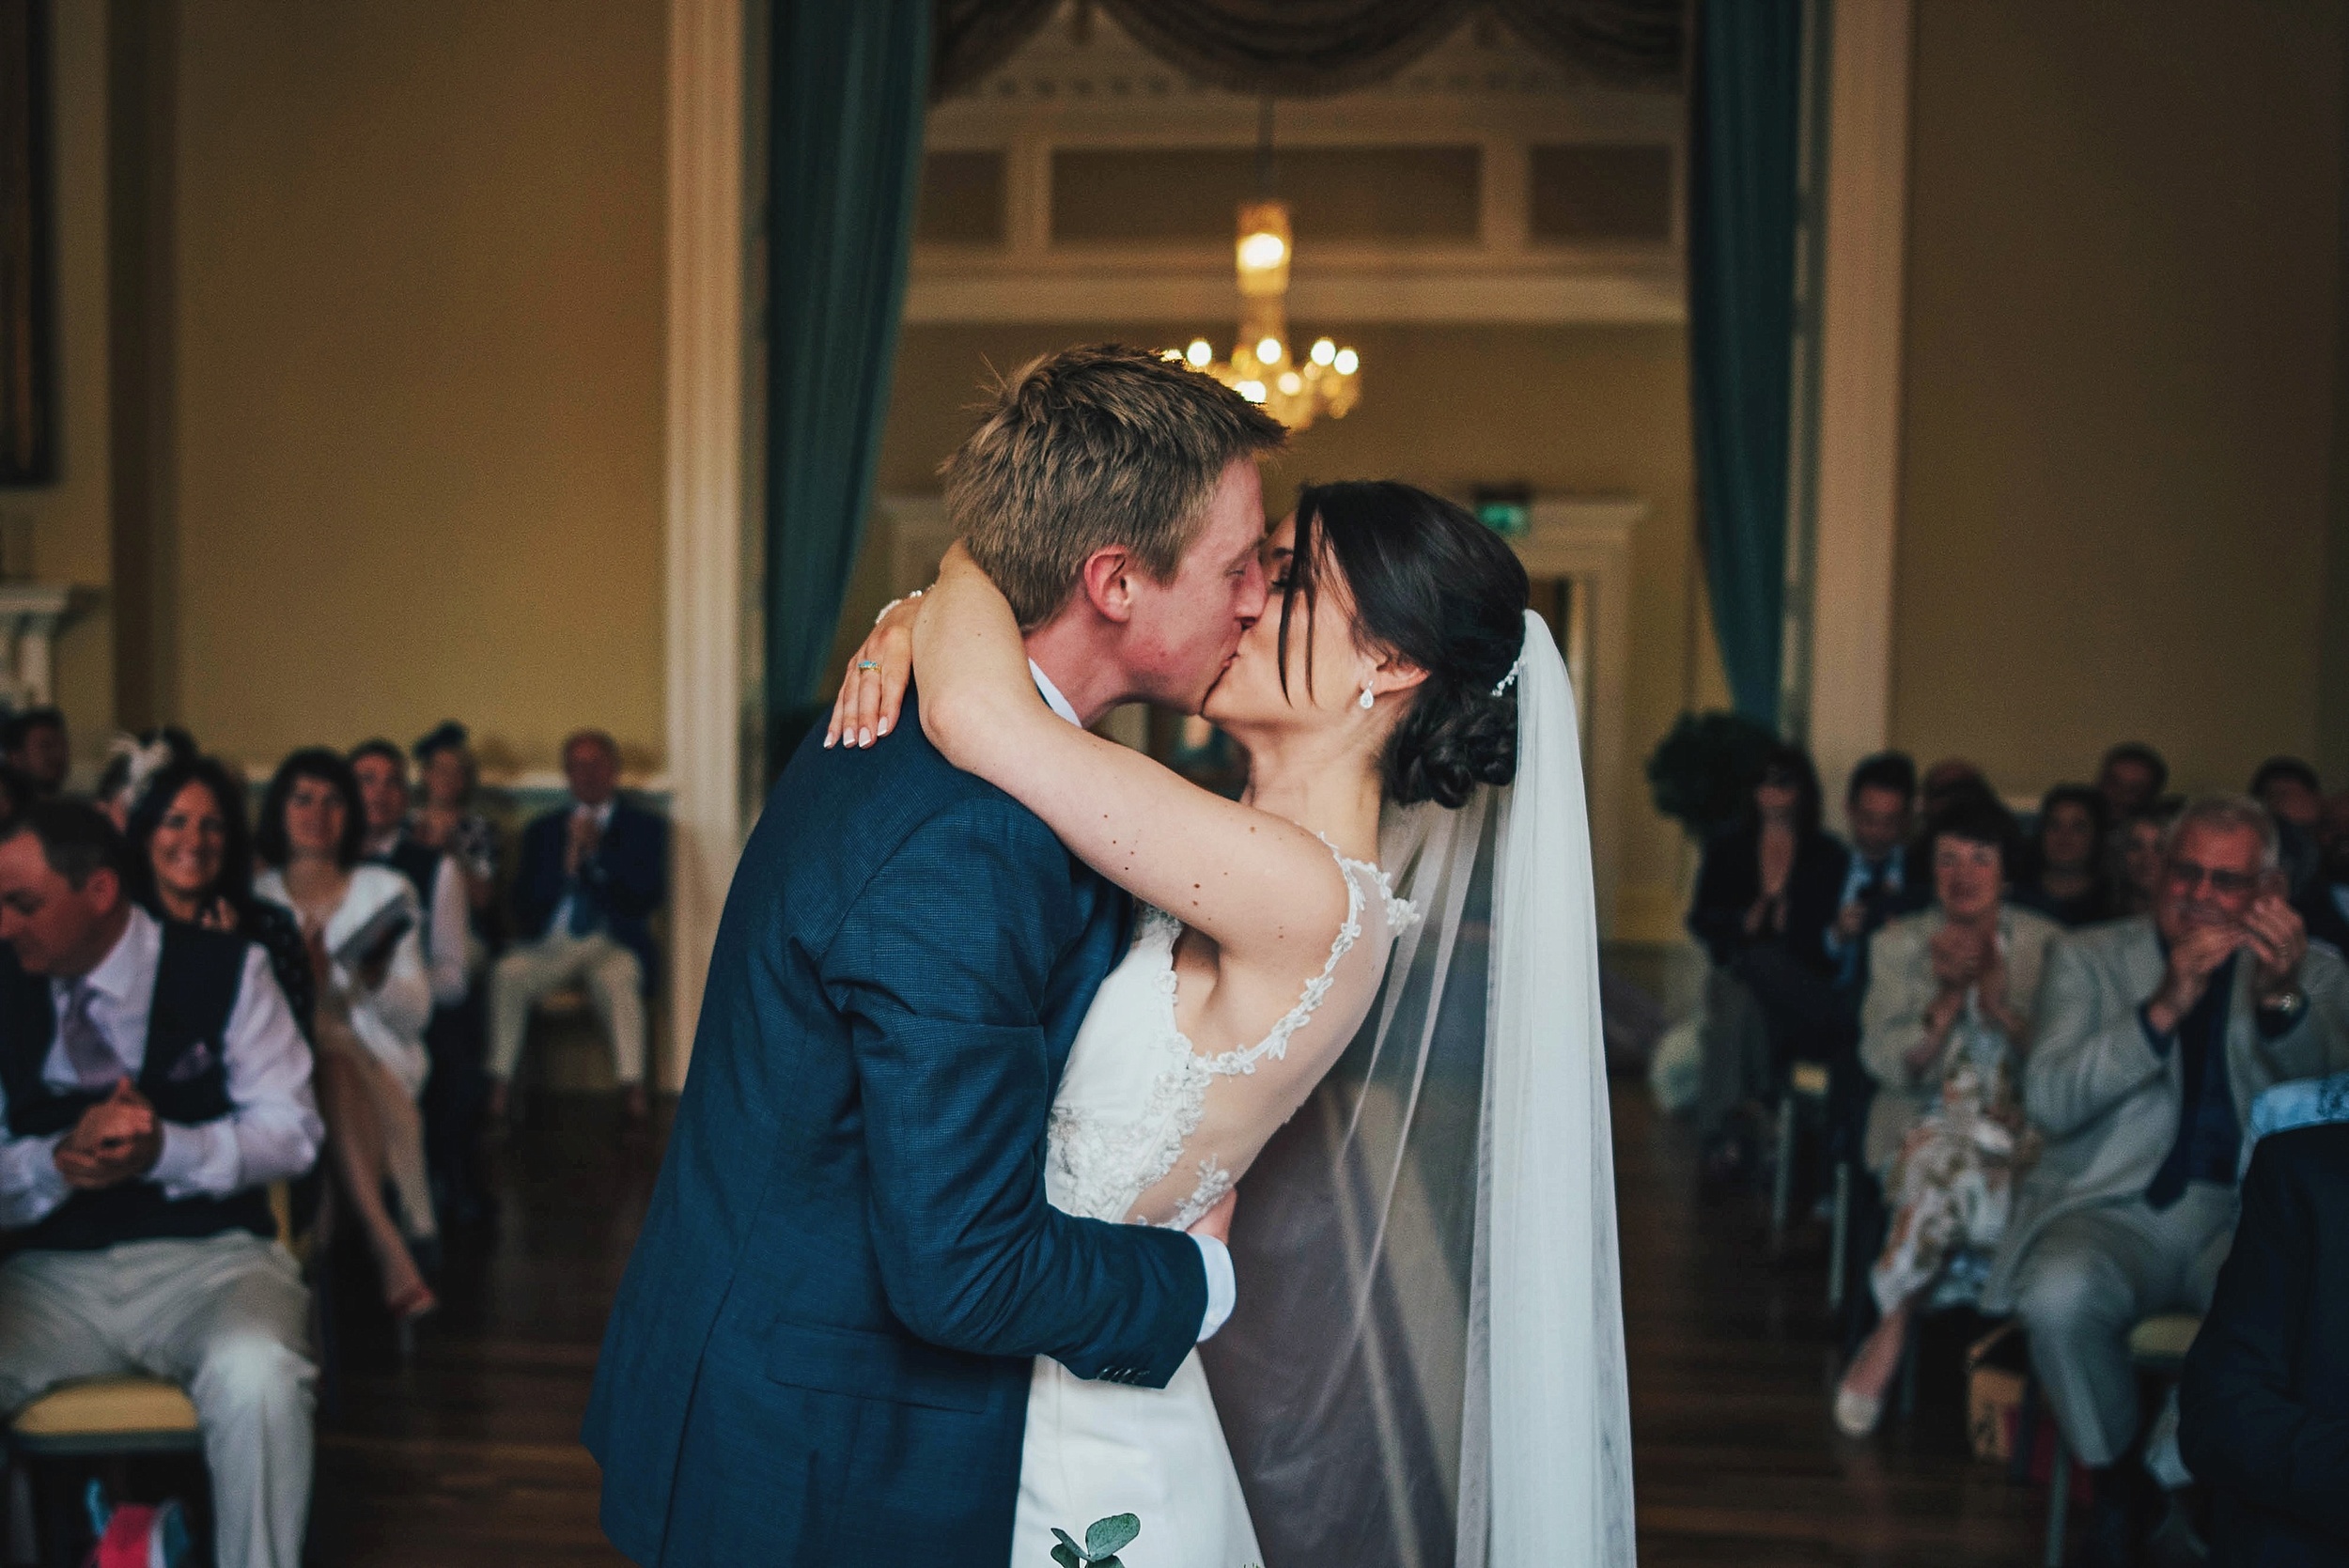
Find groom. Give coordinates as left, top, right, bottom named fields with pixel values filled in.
left=584, top=345, right=1286, bottom=1565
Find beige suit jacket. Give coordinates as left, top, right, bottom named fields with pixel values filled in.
left=1980, top=915, right=2349, bottom=1312
left=1858, top=903, right=2065, bottom=1172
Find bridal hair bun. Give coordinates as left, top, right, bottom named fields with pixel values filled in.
left=1281, top=481, right=1531, bottom=811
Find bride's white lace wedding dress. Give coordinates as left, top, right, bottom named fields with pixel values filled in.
left=1011, top=842, right=1414, bottom=1568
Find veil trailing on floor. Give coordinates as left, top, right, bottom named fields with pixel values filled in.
left=1201, top=610, right=1634, bottom=1568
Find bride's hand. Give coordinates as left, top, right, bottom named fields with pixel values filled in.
left=825, top=589, right=926, bottom=749
left=1187, top=1187, right=1237, bottom=1247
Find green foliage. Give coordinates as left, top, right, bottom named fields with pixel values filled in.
left=1644, top=708, right=1780, bottom=838
left=1050, top=1514, right=1140, bottom=1568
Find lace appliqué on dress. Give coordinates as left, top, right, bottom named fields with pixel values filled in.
left=1044, top=842, right=1419, bottom=1231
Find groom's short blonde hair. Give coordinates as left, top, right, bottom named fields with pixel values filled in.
left=941, top=344, right=1286, bottom=629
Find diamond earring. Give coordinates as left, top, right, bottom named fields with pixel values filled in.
left=1359, top=684, right=1376, bottom=710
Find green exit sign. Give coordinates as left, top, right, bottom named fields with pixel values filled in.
left=1474, top=487, right=1531, bottom=538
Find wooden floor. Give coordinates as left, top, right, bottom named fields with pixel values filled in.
left=307, top=1087, right=2046, bottom=1566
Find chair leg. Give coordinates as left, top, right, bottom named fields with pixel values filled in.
left=2044, top=1428, right=2071, bottom=1568
left=1770, top=1092, right=1797, bottom=1251
left=1827, top=1160, right=1850, bottom=1312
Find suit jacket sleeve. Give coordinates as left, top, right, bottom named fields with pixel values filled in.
left=2023, top=935, right=2168, bottom=1139
left=2179, top=1134, right=2349, bottom=1541
left=1859, top=922, right=1932, bottom=1093
left=825, top=797, right=1207, bottom=1387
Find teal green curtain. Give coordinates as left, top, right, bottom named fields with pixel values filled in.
left=764, top=0, right=929, bottom=763
left=1688, top=0, right=1800, bottom=726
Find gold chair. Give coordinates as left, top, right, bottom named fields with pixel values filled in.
left=5, top=1183, right=308, bottom=1545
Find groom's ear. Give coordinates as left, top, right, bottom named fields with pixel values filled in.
left=1079, top=547, right=1137, bottom=625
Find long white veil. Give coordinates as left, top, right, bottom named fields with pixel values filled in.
left=1200, top=610, right=1634, bottom=1567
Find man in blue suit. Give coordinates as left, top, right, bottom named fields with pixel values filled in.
left=489, top=730, right=668, bottom=1122
left=584, top=345, right=1287, bottom=1565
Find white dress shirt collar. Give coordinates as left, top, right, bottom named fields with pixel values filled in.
left=1030, top=660, right=1081, bottom=728
left=66, top=905, right=160, bottom=1008
left=571, top=797, right=617, bottom=828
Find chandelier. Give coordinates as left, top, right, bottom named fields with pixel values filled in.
left=1166, top=198, right=1361, bottom=431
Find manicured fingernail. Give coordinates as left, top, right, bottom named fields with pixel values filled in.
left=877, top=719, right=891, bottom=737
left=823, top=733, right=836, bottom=748
left=859, top=728, right=872, bottom=747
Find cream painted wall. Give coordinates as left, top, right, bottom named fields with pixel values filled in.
left=864, top=322, right=1726, bottom=940
left=164, top=0, right=667, bottom=777
left=9, top=1, right=115, bottom=761
left=1896, top=0, right=2346, bottom=800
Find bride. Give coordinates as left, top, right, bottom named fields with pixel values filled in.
left=834, top=480, right=1632, bottom=1568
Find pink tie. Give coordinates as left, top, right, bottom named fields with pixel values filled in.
left=57, top=981, right=119, bottom=1091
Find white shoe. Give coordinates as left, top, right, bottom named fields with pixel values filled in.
left=1833, top=1383, right=1883, bottom=1437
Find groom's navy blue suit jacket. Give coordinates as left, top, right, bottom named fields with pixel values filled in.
left=583, top=690, right=1207, bottom=1566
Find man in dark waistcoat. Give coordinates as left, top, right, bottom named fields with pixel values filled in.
left=0, top=802, right=323, bottom=1568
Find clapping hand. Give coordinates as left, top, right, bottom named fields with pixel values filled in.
left=2244, top=893, right=2308, bottom=1001
left=564, top=810, right=601, bottom=877
left=1928, top=923, right=1986, bottom=992
left=2148, top=923, right=2246, bottom=1034
left=54, top=1079, right=161, bottom=1190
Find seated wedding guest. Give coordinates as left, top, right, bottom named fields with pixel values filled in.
left=488, top=730, right=665, bottom=1124
left=1833, top=795, right=2062, bottom=1435
left=410, top=722, right=499, bottom=941
left=355, top=735, right=489, bottom=1225
left=125, top=755, right=314, bottom=1045
left=2251, top=756, right=2326, bottom=901
left=2179, top=1118, right=2349, bottom=1566
left=1826, top=752, right=1919, bottom=996
left=349, top=740, right=467, bottom=1011
left=1687, top=744, right=1851, bottom=1184
left=0, top=801, right=322, bottom=1568
left=253, top=750, right=438, bottom=1320
left=2015, top=784, right=2114, bottom=928
left=2112, top=800, right=2184, bottom=920
left=2, top=706, right=70, bottom=800
left=2299, top=791, right=2349, bottom=958
left=1983, top=796, right=2349, bottom=1568
left=2099, top=741, right=2170, bottom=820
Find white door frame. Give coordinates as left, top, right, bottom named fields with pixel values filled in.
left=1806, top=0, right=1914, bottom=815
left=662, top=0, right=747, bottom=1089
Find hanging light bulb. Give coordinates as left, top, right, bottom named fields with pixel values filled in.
left=1332, top=348, right=1359, bottom=376
left=1310, top=338, right=1336, bottom=366
left=1237, top=230, right=1286, bottom=272
left=1255, top=336, right=1283, bottom=366
left=1186, top=339, right=1213, bottom=367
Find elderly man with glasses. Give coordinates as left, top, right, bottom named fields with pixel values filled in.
left=1983, top=795, right=2349, bottom=1567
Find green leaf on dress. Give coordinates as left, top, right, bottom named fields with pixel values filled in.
left=1084, top=1515, right=1142, bottom=1558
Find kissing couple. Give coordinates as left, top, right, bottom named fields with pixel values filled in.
left=583, top=344, right=1632, bottom=1568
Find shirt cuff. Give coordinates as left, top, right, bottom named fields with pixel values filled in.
left=1192, top=1234, right=1236, bottom=1343
left=2139, top=1003, right=2176, bottom=1058
left=3, top=1135, right=70, bottom=1228
left=150, top=1121, right=236, bottom=1200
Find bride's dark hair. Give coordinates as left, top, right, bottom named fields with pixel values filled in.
left=1277, top=481, right=1530, bottom=808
